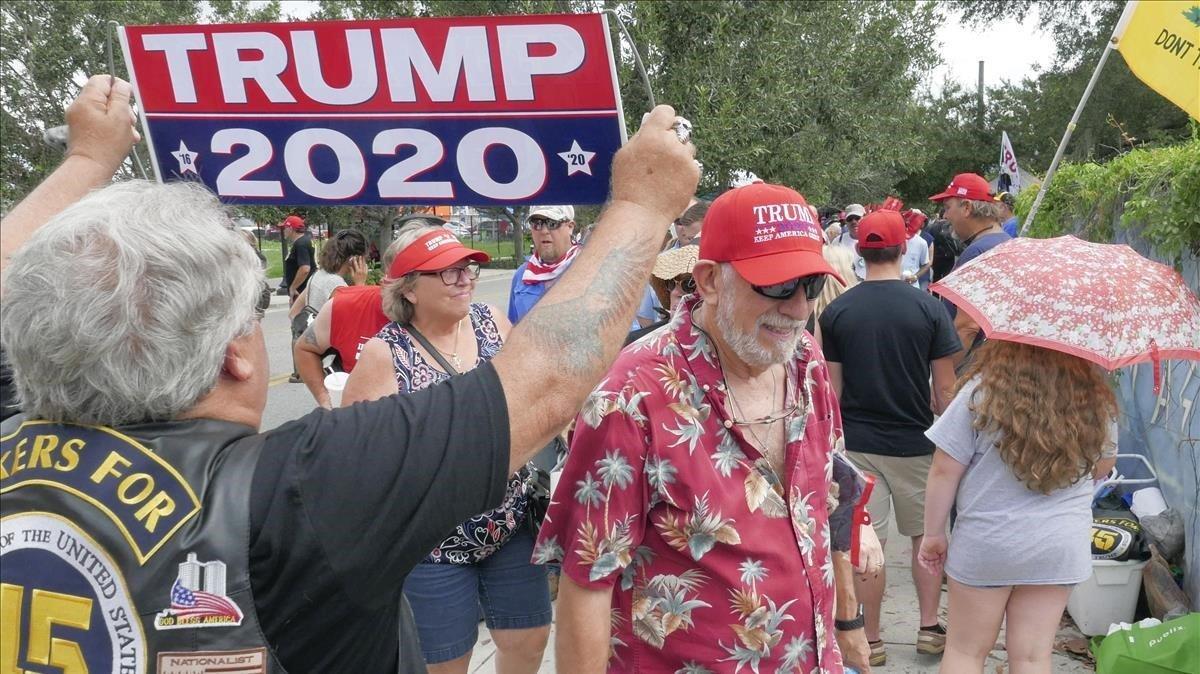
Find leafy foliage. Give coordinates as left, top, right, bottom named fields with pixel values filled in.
left=626, top=0, right=942, bottom=202
left=952, top=0, right=1192, bottom=169
left=0, top=0, right=284, bottom=209
left=1, top=0, right=1194, bottom=237
left=1015, top=136, right=1200, bottom=260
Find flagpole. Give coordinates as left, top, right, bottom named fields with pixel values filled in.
left=1021, top=1, right=1141, bottom=236
left=1020, top=40, right=1117, bottom=236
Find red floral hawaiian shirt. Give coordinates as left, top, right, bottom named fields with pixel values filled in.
left=535, top=295, right=853, bottom=674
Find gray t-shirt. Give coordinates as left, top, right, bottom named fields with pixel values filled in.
left=306, top=269, right=348, bottom=314
left=926, top=377, right=1117, bottom=586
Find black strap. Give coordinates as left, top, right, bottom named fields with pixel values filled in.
left=403, top=323, right=459, bottom=375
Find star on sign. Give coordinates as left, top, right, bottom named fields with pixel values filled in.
left=172, top=141, right=199, bottom=175
left=557, top=140, right=596, bottom=177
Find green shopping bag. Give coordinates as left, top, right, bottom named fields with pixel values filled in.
left=1091, top=613, right=1200, bottom=674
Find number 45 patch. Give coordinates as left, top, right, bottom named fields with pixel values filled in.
left=1, top=513, right=145, bottom=673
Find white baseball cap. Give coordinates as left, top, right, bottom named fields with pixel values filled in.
left=844, top=204, right=867, bottom=219
left=527, top=205, right=574, bottom=222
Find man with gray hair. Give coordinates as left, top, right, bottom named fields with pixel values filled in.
left=0, top=76, right=699, bottom=673
left=929, top=173, right=1012, bottom=368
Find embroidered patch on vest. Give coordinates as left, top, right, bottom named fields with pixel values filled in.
left=157, top=648, right=266, bottom=674
left=153, top=553, right=244, bottom=630
left=1, top=512, right=147, bottom=673
left=0, top=421, right=201, bottom=564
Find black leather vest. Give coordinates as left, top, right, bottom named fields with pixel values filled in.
left=0, top=416, right=286, bottom=674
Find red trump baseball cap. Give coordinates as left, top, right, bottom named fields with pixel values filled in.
left=856, top=210, right=908, bottom=249
left=282, top=215, right=306, bottom=230
left=929, top=173, right=995, bottom=202
left=699, top=182, right=842, bottom=286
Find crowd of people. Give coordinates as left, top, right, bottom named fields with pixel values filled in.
left=0, top=74, right=1120, bottom=674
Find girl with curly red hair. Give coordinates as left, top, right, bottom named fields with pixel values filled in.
left=918, top=339, right=1118, bottom=674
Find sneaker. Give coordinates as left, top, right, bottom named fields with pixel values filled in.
left=917, top=623, right=947, bottom=655
left=868, top=640, right=886, bottom=666
left=288, top=374, right=303, bottom=384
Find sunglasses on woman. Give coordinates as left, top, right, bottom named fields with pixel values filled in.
left=528, top=217, right=566, bottom=231
left=751, top=274, right=827, bottom=301
left=420, top=262, right=481, bottom=285
left=664, top=276, right=696, bottom=293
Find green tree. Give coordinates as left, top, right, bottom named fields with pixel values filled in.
left=0, top=0, right=282, bottom=210
left=626, top=0, right=943, bottom=204
left=952, top=0, right=1192, bottom=168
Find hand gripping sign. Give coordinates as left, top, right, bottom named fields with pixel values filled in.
left=119, top=14, right=626, bottom=206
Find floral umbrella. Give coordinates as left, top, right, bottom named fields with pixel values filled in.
left=931, top=235, right=1200, bottom=392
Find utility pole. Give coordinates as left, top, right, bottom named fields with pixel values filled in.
left=977, top=61, right=986, bottom=128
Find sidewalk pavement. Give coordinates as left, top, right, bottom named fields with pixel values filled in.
left=467, top=518, right=1095, bottom=673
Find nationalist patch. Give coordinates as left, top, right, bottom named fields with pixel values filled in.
left=0, top=420, right=201, bottom=564
left=154, top=552, right=244, bottom=630
left=157, top=647, right=266, bottom=674
left=0, top=512, right=147, bottom=673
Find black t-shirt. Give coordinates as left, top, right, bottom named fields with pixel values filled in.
left=819, top=280, right=961, bottom=457
left=283, top=234, right=315, bottom=291
left=248, top=361, right=510, bottom=672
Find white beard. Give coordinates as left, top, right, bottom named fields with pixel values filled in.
left=714, top=285, right=802, bottom=369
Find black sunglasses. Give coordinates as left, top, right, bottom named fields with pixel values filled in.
left=751, top=274, right=827, bottom=301
left=529, top=217, right=566, bottom=231
left=664, top=276, right=696, bottom=293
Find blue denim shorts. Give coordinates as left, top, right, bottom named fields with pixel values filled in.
left=403, top=529, right=552, bottom=664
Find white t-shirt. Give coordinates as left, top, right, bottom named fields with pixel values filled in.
left=902, top=234, right=930, bottom=288
left=832, top=231, right=864, bottom=280
left=926, top=377, right=1118, bottom=587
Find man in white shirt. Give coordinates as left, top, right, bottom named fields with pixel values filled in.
left=901, top=230, right=930, bottom=289
left=831, top=203, right=866, bottom=279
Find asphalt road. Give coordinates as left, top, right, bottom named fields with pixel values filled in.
left=260, top=268, right=516, bottom=431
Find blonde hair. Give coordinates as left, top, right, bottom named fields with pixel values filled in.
left=812, top=245, right=858, bottom=320
left=381, top=222, right=444, bottom=324
left=958, top=340, right=1117, bottom=494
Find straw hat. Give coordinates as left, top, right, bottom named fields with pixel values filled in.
left=650, top=244, right=700, bottom=307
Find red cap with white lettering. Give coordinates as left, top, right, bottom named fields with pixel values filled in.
left=929, top=173, right=995, bottom=202
left=699, top=183, right=842, bottom=286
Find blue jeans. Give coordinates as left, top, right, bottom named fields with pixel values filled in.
left=403, top=529, right=552, bottom=664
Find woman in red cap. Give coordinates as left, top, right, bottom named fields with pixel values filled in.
left=342, top=223, right=550, bottom=673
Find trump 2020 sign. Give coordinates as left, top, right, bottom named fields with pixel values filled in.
left=119, top=14, right=626, bottom=206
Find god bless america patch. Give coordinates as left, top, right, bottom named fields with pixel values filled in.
left=154, top=553, right=244, bottom=630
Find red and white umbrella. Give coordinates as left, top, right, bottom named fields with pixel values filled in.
left=932, top=235, right=1200, bottom=391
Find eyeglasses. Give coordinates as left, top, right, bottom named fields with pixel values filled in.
left=420, top=262, right=481, bottom=285
left=529, top=217, right=566, bottom=231
left=751, top=274, right=827, bottom=301
left=664, top=276, right=696, bottom=293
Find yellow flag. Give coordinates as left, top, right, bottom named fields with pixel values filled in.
left=1112, top=0, right=1200, bottom=119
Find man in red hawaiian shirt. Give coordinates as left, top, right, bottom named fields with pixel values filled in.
left=535, top=183, right=877, bottom=673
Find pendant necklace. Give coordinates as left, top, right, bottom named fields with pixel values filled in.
left=432, top=319, right=463, bottom=371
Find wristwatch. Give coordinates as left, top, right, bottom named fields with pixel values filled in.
left=835, top=604, right=865, bottom=632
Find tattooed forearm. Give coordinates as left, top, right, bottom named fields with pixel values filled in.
left=519, top=244, right=652, bottom=376
left=301, top=324, right=319, bottom=347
